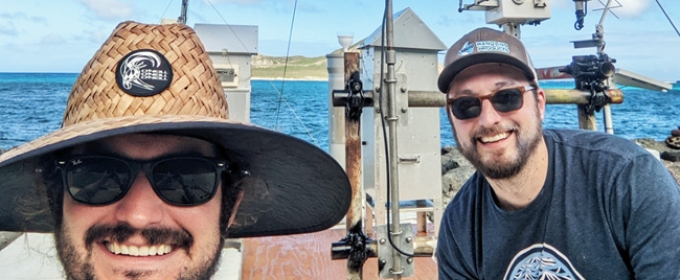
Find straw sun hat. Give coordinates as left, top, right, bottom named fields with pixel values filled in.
left=0, top=21, right=351, bottom=238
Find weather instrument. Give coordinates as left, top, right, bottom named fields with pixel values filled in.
left=459, top=0, right=672, bottom=134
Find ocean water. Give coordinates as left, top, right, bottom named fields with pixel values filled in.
left=1, top=72, right=679, bottom=152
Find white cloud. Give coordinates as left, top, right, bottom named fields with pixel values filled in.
left=77, top=0, right=134, bottom=20
left=40, top=34, right=66, bottom=45
left=0, top=27, right=17, bottom=37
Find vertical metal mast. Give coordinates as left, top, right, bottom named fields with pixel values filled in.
left=597, top=0, right=615, bottom=134
left=384, top=0, right=403, bottom=279
left=178, top=0, right=189, bottom=25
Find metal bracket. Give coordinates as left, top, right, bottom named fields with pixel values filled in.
left=372, top=73, right=410, bottom=125
left=398, top=155, right=420, bottom=164
left=376, top=224, right=414, bottom=278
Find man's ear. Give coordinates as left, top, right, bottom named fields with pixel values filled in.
left=536, top=88, right=547, bottom=120
left=227, top=189, right=245, bottom=228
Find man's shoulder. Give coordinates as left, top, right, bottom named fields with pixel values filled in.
left=444, top=172, right=484, bottom=217
left=544, top=129, right=649, bottom=160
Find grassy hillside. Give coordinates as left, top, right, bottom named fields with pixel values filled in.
left=251, top=55, right=328, bottom=80
left=252, top=41, right=364, bottom=80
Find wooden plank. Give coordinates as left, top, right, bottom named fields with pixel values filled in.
left=241, top=228, right=438, bottom=280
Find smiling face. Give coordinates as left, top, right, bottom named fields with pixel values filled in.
left=446, top=63, right=546, bottom=179
left=56, top=134, right=228, bottom=280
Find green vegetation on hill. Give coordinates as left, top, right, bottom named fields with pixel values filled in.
left=252, top=41, right=364, bottom=80
left=252, top=55, right=328, bottom=80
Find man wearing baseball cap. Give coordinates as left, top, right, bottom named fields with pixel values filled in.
left=0, top=22, right=351, bottom=279
left=436, top=27, right=680, bottom=279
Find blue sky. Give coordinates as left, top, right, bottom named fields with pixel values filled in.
left=1, top=0, right=679, bottom=81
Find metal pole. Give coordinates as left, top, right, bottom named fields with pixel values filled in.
left=344, top=53, right=366, bottom=280
left=577, top=105, right=597, bottom=131
left=597, top=0, right=614, bottom=30
left=603, top=105, right=614, bottom=134
left=502, top=23, right=521, bottom=39
left=598, top=0, right=616, bottom=134
left=327, top=53, right=346, bottom=168
left=178, top=0, right=189, bottom=25
left=384, top=0, right=403, bottom=279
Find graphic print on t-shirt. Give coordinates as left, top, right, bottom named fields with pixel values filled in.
left=503, top=243, right=584, bottom=280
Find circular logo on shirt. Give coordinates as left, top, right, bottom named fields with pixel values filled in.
left=115, top=49, right=173, bottom=97
left=504, top=243, right=584, bottom=280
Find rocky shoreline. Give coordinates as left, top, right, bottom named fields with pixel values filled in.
left=440, top=138, right=680, bottom=206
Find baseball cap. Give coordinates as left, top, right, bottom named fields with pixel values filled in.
left=438, top=27, right=537, bottom=93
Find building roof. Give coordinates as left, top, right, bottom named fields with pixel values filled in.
left=362, top=7, right=446, bottom=51
left=194, top=24, right=258, bottom=55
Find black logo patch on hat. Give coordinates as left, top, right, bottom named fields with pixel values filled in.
left=115, top=49, right=173, bottom=97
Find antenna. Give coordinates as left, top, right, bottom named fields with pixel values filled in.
left=178, top=0, right=189, bottom=25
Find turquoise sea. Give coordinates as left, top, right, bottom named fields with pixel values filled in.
left=1, top=72, right=679, bottom=151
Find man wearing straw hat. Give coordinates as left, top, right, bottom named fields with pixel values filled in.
left=0, top=22, right=351, bottom=279
left=435, top=27, right=680, bottom=279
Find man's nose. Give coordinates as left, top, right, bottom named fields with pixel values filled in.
left=477, top=99, right=502, bottom=126
left=114, top=172, right=165, bottom=228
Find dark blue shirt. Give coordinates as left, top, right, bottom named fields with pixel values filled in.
left=436, top=129, right=680, bottom=279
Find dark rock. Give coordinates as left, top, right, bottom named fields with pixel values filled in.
left=666, top=136, right=680, bottom=149
left=441, top=146, right=456, bottom=156
left=672, top=129, right=680, bottom=137
left=661, top=151, right=680, bottom=162
left=634, top=138, right=659, bottom=149
left=441, top=158, right=459, bottom=174
left=442, top=165, right=477, bottom=206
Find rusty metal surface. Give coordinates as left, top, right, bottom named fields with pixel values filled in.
left=536, top=66, right=572, bottom=80
left=345, top=122, right=362, bottom=230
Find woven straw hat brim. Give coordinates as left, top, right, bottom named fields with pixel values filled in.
left=0, top=115, right=351, bottom=238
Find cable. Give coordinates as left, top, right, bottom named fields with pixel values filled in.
left=206, top=0, right=255, bottom=55
left=274, top=0, right=299, bottom=131
left=655, top=0, right=680, bottom=38
left=379, top=1, right=414, bottom=259
left=266, top=82, right=319, bottom=146
left=574, top=1, right=588, bottom=30
left=203, top=0, right=313, bottom=140
left=159, top=0, right=176, bottom=23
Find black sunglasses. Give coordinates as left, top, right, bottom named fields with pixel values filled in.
left=448, top=85, right=535, bottom=120
left=57, top=155, right=229, bottom=206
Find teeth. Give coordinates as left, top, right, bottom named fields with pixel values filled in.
left=480, top=132, right=510, bottom=143
left=106, top=242, right=173, bottom=256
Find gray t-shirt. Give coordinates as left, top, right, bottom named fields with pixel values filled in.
left=436, top=129, right=680, bottom=279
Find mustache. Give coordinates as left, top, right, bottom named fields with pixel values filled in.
left=85, top=223, right=193, bottom=251
left=472, top=124, right=518, bottom=140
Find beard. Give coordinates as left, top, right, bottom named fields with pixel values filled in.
left=54, top=223, right=224, bottom=280
left=454, top=109, right=543, bottom=180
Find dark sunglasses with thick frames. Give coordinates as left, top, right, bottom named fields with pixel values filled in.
left=448, top=85, right=535, bottom=120
left=57, top=155, right=232, bottom=206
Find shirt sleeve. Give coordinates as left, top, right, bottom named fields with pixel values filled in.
left=435, top=192, right=479, bottom=280
left=436, top=203, right=478, bottom=280
left=610, top=153, right=680, bottom=279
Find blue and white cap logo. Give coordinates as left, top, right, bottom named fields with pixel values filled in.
left=458, top=40, right=510, bottom=57
left=115, top=49, right=173, bottom=97
left=458, top=41, right=475, bottom=57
